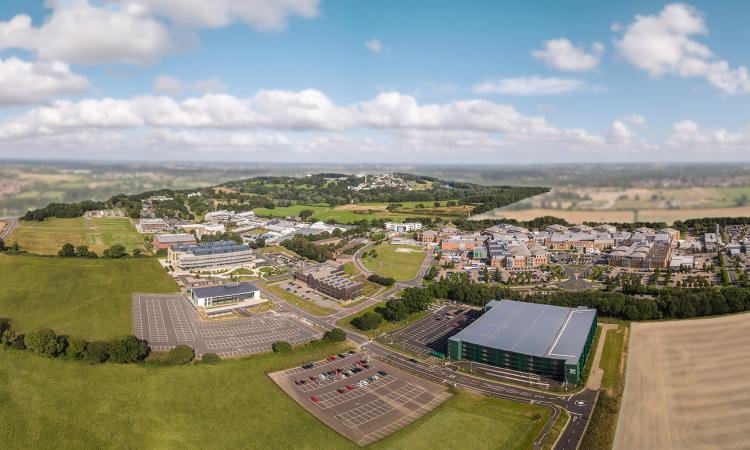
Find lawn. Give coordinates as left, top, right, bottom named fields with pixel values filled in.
left=9, top=217, right=147, bottom=255
left=339, top=302, right=430, bottom=338
left=0, top=343, right=547, bottom=450
left=361, top=243, right=426, bottom=281
left=0, top=254, right=178, bottom=340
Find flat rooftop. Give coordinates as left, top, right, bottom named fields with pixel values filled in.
left=450, top=299, right=596, bottom=365
left=192, top=281, right=259, bottom=299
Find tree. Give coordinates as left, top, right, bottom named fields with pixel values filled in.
left=75, top=245, right=90, bottom=258
left=0, top=237, right=5, bottom=251
left=108, top=335, right=149, bottom=363
left=165, top=345, right=195, bottom=365
left=66, top=337, right=88, bottom=359
left=25, top=328, right=64, bottom=357
left=351, top=312, right=383, bottom=331
left=58, top=243, right=76, bottom=258
left=367, top=274, right=395, bottom=286
left=434, top=201, right=441, bottom=207
left=132, top=248, right=143, bottom=257
left=83, top=341, right=109, bottom=364
left=103, top=244, right=127, bottom=259
left=272, top=341, right=293, bottom=352
left=323, top=328, right=347, bottom=342
left=298, top=209, right=315, bottom=220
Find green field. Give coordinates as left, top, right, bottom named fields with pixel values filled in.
left=9, top=217, right=147, bottom=255
left=361, top=243, right=426, bottom=281
left=0, top=343, right=547, bottom=450
left=340, top=302, right=431, bottom=338
left=0, top=254, right=178, bottom=340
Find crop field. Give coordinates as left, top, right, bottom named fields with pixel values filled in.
left=361, top=243, right=427, bottom=281
left=614, top=313, right=750, bottom=449
left=480, top=186, right=750, bottom=224
left=0, top=342, right=547, bottom=450
left=8, top=217, right=147, bottom=255
left=0, top=254, right=178, bottom=340
left=254, top=201, right=472, bottom=224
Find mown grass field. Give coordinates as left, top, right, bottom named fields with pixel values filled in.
left=253, top=200, right=471, bottom=224
left=362, top=243, right=426, bottom=281
left=9, top=217, right=147, bottom=255
left=0, top=254, right=178, bottom=340
left=0, top=342, right=547, bottom=450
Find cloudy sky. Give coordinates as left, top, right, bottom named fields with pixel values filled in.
left=0, top=0, right=748, bottom=163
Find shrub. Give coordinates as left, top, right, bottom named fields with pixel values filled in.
left=272, top=341, right=293, bottom=353
left=83, top=341, right=110, bottom=364
left=200, top=353, right=222, bottom=364
left=66, top=337, right=88, bottom=359
left=165, top=345, right=195, bottom=365
left=25, top=328, right=64, bottom=357
left=351, top=312, right=383, bottom=331
left=322, top=328, right=346, bottom=343
left=108, top=335, right=149, bottom=363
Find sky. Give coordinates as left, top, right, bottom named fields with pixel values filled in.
left=0, top=0, right=748, bottom=164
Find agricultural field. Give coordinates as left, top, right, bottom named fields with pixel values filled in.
left=253, top=200, right=472, bottom=224
left=8, top=217, right=147, bottom=255
left=481, top=186, right=750, bottom=224
left=361, top=243, right=427, bottom=281
left=0, top=343, right=547, bottom=450
left=614, top=313, right=750, bottom=449
left=0, top=254, right=178, bottom=340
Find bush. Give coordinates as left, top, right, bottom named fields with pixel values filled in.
left=322, top=328, right=346, bottom=343
left=367, top=274, right=395, bottom=286
left=108, top=335, right=149, bottom=363
left=164, top=345, right=195, bottom=365
left=83, top=341, right=110, bottom=364
left=200, top=353, right=222, bottom=364
left=103, top=244, right=127, bottom=259
left=66, top=337, right=88, bottom=359
left=25, top=328, right=65, bottom=357
left=351, top=312, right=383, bottom=331
left=272, top=341, right=293, bottom=353
left=58, top=243, right=76, bottom=258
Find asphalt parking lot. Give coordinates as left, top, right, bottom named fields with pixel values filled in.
left=384, top=304, right=481, bottom=358
left=270, top=353, right=451, bottom=446
left=132, top=293, right=322, bottom=357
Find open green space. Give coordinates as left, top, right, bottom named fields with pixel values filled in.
left=371, top=390, right=548, bottom=450
left=580, top=324, right=629, bottom=450
left=339, top=302, right=430, bottom=338
left=361, top=243, right=426, bottom=281
left=0, top=342, right=547, bottom=450
left=0, top=254, right=178, bottom=340
left=261, top=281, right=336, bottom=317
left=9, top=217, right=147, bottom=255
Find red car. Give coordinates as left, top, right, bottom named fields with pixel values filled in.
left=310, top=395, right=320, bottom=403
left=337, top=388, right=346, bottom=394
left=346, top=385, right=354, bottom=391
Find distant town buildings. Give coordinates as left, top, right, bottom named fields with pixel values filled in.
left=385, top=222, right=422, bottom=233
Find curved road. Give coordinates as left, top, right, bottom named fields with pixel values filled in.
left=260, top=285, right=597, bottom=450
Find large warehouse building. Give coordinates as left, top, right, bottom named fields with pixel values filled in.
left=447, top=300, right=597, bottom=384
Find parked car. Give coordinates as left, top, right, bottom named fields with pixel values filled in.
left=310, top=396, right=320, bottom=403
left=346, top=385, right=354, bottom=391
left=378, top=370, right=388, bottom=377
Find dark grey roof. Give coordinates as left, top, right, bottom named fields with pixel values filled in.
left=173, top=240, right=250, bottom=256
left=450, top=300, right=596, bottom=365
left=192, top=281, right=259, bottom=299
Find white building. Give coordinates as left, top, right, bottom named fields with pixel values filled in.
left=168, top=240, right=255, bottom=271
left=190, top=282, right=262, bottom=310
left=385, top=222, right=422, bottom=233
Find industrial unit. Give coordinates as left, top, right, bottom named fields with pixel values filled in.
left=447, top=300, right=597, bottom=384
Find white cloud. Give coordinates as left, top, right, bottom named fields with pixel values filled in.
left=624, top=113, right=646, bottom=126
left=615, top=3, right=750, bottom=95
left=365, top=39, right=382, bottom=53
left=471, top=76, right=589, bottom=96
left=124, top=0, right=320, bottom=31
left=0, top=57, right=88, bottom=105
left=192, top=77, right=226, bottom=94
left=532, top=38, right=604, bottom=72
left=154, top=75, right=183, bottom=96
left=609, top=120, right=634, bottom=141
left=0, top=1, right=177, bottom=65
left=668, top=120, right=746, bottom=147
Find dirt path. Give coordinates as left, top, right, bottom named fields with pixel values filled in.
left=585, top=323, right=616, bottom=391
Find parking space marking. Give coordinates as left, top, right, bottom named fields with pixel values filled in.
left=316, top=376, right=399, bottom=409
left=167, top=296, right=195, bottom=342
left=132, top=296, right=143, bottom=339
left=145, top=297, right=168, bottom=342
left=204, top=328, right=300, bottom=350
left=334, top=383, right=427, bottom=428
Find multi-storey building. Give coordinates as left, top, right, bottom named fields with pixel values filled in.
left=168, top=240, right=255, bottom=271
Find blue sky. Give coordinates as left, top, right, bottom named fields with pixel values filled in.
left=0, top=0, right=748, bottom=163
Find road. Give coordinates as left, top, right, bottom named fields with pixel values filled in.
left=0, top=216, right=19, bottom=240
left=261, top=285, right=597, bottom=450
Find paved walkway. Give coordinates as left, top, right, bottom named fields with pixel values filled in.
left=586, top=323, right=617, bottom=390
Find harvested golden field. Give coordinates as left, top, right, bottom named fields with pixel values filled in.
left=614, top=313, right=750, bottom=449
left=475, top=208, right=636, bottom=223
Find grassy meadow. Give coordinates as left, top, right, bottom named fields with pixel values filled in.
left=362, top=243, right=427, bottom=281
left=9, top=217, right=147, bottom=255
left=0, top=254, right=178, bottom=340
